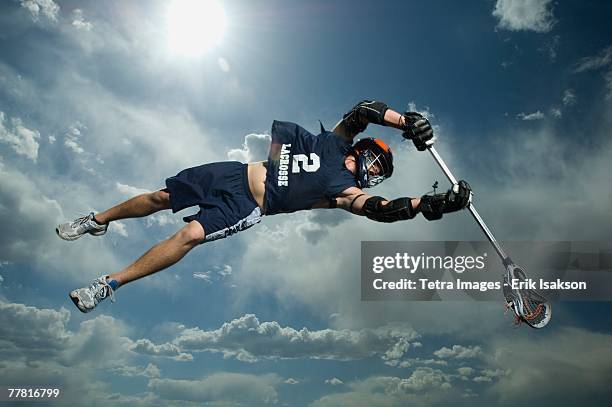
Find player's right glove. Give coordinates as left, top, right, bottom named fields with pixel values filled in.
left=402, top=112, right=434, bottom=151
left=418, top=180, right=472, bottom=221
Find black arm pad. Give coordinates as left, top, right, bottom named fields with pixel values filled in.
left=362, top=196, right=417, bottom=223
left=342, top=100, right=389, bottom=134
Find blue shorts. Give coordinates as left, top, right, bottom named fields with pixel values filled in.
left=165, top=161, right=262, bottom=242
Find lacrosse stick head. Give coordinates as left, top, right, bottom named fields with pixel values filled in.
left=502, top=262, right=552, bottom=329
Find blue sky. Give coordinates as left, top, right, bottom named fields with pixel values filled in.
left=1, top=0, right=612, bottom=405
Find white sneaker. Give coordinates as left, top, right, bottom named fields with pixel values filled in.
left=56, top=212, right=108, bottom=241
left=69, top=275, right=116, bottom=313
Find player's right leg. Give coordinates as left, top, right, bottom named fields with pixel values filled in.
left=56, top=189, right=171, bottom=241
left=69, top=220, right=205, bottom=313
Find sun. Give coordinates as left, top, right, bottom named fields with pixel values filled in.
left=165, top=0, right=227, bottom=57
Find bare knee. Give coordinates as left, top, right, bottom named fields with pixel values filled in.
left=150, top=189, right=171, bottom=210
left=175, top=221, right=205, bottom=246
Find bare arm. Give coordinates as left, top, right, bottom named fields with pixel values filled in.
left=382, top=109, right=407, bottom=130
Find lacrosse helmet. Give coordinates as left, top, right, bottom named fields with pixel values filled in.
left=351, top=138, right=394, bottom=188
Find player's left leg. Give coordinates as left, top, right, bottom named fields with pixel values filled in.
left=56, top=189, right=172, bottom=241
left=69, top=220, right=205, bottom=313
left=94, top=189, right=172, bottom=224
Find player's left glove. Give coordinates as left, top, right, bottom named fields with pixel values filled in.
left=418, top=180, right=472, bottom=221
left=402, top=112, right=434, bottom=151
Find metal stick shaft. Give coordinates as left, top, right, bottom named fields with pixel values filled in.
left=427, top=146, right=508, bottom=260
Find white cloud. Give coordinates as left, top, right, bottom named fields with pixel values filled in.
left=0, top=158, right=123, bottom=279
left=434, top=345, right=482, bottom=359
left=163, top=314, right=419, bottom=363
left=0, top=300, right=70, bottom=359
left=110, top=219, right=128, bottom=237
left=407, top=102, right=431, bottom=116
left=116, top=182, right=151, bottom=196
left=0, top=300, right=130, bottom=368
left=111, top=363, right=161, bottom=379
left=399, top=358, right=448, bottom=368
left=19, top=0, right=60, bottom=22
left=0, top=360, right=137, bottom=406
left=71, top=8, right=92, bottom=31
left=383, top=336, right=412, bottom=366
left=64, top=122, right=85, bottom=154
left=193, top=265, right=232, bottom=285
left=488, top=121, right=612, bottom=243
left=142, top=363, right=162, bottom=379
left=400, top=367, right=453, bottom=391
left=1, top=301, right=314, bottom=407
left=192, top=271, right=212, bottom=284
left=574, top=45, right=612, bottom=99
left=312, top=368, right=454, bottom=407
left=64, top=138, right=83, bottom=153
left=227, top=133, right=271, bottom=163
left=148, top=373, right=281, bottom=405
left=0, top=112, right=40, bottom=161
left=487, top=327, right=612, bottom=404
left=457, top=367, right=474, bottom=377
left=562, top=89, right=576, bottom=106
left=145, top=212, right=180, bottom=227
left=473, top=368, right=506, bottom=383
left=60, top=314, right=136, bottom=369
left=325, top=377, right=343, bottom=386
left=0, top=299, right=171, bottom=405
left=517, top=110, right=545, bottom=121
left=0, top=274, right=3, bottom=285
left=574, top=45, right=612, bottom=73
left=218, top=264, right=232, bottom=277
left=548, top=89, right=576, bottom=120
left=296, top=209, right=351, bottom=244
left=1, top=50, right=220, bottom=188
left=130, top=338, right=193, bottom=361
left=492, top=0, right=556, bottom=33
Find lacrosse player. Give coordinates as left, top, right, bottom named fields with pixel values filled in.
left=56, top=100, right=471, bottom=313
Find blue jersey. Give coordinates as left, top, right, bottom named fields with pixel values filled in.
left=264, top=120, right=357, bottom=215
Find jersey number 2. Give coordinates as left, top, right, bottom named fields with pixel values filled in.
left=292, top=153, right=320, bottom=173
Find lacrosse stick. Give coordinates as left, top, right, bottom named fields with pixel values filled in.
left=427, top=146, right=552, bottom=329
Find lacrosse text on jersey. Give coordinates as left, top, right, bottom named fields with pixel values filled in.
left=278, top=143, right=291, bottom=186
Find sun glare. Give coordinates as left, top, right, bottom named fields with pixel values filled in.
left=165, top=0, right=227, bottom=56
